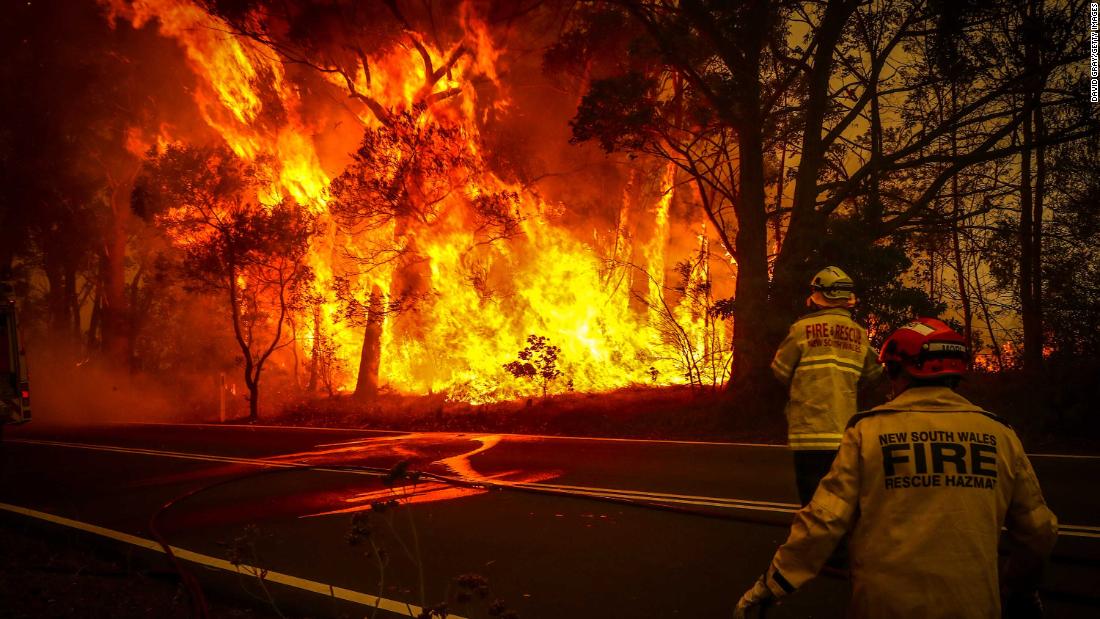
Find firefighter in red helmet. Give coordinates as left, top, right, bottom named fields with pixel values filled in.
left=735, top=318, right=1058, bottom=619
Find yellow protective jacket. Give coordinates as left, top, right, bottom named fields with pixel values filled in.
left=770, top=308, right=882, bottom=450
left=758, top=386, right=1059, bottom=618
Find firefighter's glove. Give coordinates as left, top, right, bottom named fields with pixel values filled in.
left=1003, top=589, right=1043, bottom=619
left=734, top=575, right=776, bottom=619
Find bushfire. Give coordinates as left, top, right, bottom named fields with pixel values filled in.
left=103, top=0, right=733, bottom=403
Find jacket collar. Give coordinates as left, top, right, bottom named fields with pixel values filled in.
left=803, top=307, right=853, bottom=319
left=871, top=386, right=987, bottom=414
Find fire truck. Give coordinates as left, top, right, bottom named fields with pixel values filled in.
left=1, top=281, right=30, bottom=425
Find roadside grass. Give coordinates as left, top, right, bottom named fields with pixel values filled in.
left=276, top=384, right=788, bottom=444
left=0, top=517, right=270, bottom=619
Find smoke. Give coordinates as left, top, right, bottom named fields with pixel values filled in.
left=26, top=346, right=184, bottom=425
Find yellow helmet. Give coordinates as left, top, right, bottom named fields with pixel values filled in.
left=810, top=266, right=855, bottom=302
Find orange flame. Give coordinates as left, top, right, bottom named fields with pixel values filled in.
left=104, top=0, right=731, bottom=402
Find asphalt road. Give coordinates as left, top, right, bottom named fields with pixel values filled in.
left=1, top=422, right=1098, bottom=618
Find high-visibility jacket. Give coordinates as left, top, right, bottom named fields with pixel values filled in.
left=758, top=386, right=1059, bottom=618
left=770, top=307, right=882, bottom=450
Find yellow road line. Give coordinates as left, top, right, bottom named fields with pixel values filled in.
left=0, top=501, right=460, bottom=618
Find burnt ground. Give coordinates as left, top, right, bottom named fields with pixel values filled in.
left=0, top=517, right=280, bottom=619
left=272, top=370, right=1100, bottom=455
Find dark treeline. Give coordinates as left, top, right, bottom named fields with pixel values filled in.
left=2, top=0, right=1098, bottom=432
left=555, top=0, right=1098, bottom=377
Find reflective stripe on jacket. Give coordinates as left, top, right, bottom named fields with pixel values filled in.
left=771, top=308, right=882, bottom=450
left=761, top=387, right=1059, bottom=618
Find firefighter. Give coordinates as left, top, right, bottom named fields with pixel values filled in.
left=734, top=318, right=1058, bottom=619
left=771, top=266, right=882, bottom=506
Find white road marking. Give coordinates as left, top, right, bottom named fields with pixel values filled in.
left=0, top=501, right=462, bottom=618
left=505, top=481, right=800, bottom=514
left=5, top=438, right=791, bottom=511
left=5, top=438, right=377, bottom=477
left=10, top=437, right=1100, bottom=538
left=120, top=422, right=785, bottom=448
left=1057, top=524, right=1100, bottom=539
left=116, top=422, right=1100, bottom=458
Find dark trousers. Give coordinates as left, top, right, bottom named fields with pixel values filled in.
left=793, top=449, right=838, bottom=506
left=793, top=449, right=849, bottom=569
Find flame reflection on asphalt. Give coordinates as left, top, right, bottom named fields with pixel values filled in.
left=293, top=434, right=559, bottom=518
left=131, top=433, right=558, bottom=522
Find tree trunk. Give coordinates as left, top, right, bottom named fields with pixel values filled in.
left=770, top=0, right=856, bottom=322
left=972, top=260, right=1003, bottom=371
left=43, top=246, right=69, bottom=341
left=949, top=81, right=973, bottom=354
left=101, top=179, right=133, bottom=370
left=1019, top=115, right=1040, bottom=370
left=87, top=288, right=102, bottom=352
left=64, top=256, right=80, bottom=344
left=927, top=235, right=937, bottom=301
left=771, top=137, right=787, bottom=252
left=289, top=314, right=301, bottom=390
left=765, top=1, right=862, bottom=378
left=1019, top=0, right=1044, bottom=371
left=226, top=259, right=256, bottom=421
left=865, top=65, right=884, bottom=227
left=354, top=285, right=384, bottom=400
left=950, top=217, right=972, bottom=352
left=247, top=376, right=259, bottom=422
left=1031, top=99, right=1046, bottom=363
left=307, top=305, right=321, bottom=391
left=730, top=121, right=771, bottom=388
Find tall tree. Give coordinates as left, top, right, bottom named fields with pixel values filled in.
left=200, top=0, right=521, bottom=399
left=1016, top=0, right=1048, bottom=370
left=328, top=112, right=522, bottom=399
left=135, top=145, right=315, bottom=420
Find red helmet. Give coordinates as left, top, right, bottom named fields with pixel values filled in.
left=879, top=318, right=968, bottom=379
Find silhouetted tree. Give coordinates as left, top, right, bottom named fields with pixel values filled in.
left=504, top=334, right=564, bottom=397
left=135, top=144, right=316, bottom=420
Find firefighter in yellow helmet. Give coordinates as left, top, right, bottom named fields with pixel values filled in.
left=735, top=318, right=1058, bottom=618
left=771, top=266, right=883, bottom=506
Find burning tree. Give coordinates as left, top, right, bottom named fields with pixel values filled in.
left=329, top=111, right=522, bottom=400
left=134, top=144, right=316, bottom=420
left=193, top=0, right=542, bottom=401
left=503, top=335, right=564, bottom=398
left=87, top=0, right=869, bottom=403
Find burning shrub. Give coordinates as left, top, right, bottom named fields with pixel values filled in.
left=503, top=334, right=565, bottom=398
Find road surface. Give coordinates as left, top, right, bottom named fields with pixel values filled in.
left=2, top=422, right=1098, bottom=618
